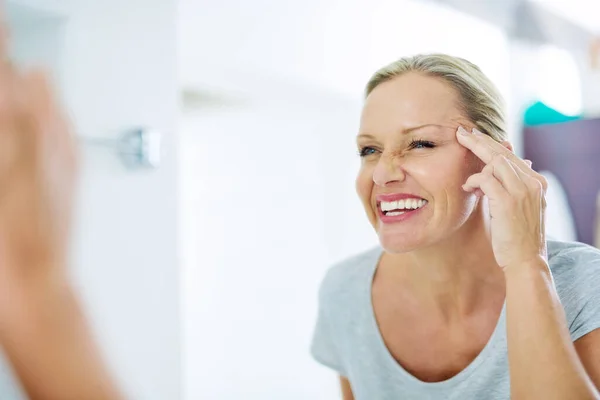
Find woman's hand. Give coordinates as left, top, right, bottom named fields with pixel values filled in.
left=0, top=17, right=124, bottom=400
left=456, top=126, right=547, bottom=270
left=0, top=28, right=77, bottom=292
left=459, top=126, right=600, bottom=399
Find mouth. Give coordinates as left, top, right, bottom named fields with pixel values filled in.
left=375, top=195, right=429, bottom=224
left=378, top=198, right=428, bottom=216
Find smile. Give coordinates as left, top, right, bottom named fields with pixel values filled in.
left=379, top=198, right=427, bottom=216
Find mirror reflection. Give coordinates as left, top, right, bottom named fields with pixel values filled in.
left=0, top=1, right=599, bottom=399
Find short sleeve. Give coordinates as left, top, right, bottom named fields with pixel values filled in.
left=569, top=260, right=600, bottom=342
left=555, top=246, right=600, bottom=342
left=310, top=272, right=347, bottom=376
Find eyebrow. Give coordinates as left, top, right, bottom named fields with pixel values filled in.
left=357, top=124, right=449, bottom=140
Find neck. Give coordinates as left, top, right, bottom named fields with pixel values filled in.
left=380, top=200, right=506, bottom=321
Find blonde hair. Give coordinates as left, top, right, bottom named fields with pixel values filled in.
left=365, top=53, right=507, bottom=142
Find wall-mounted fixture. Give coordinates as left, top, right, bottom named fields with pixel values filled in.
left=80, top=128, right=161, bottom=170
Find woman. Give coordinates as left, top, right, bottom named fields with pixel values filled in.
left=0, top=16, right=123, bottom=400
left=310, top=54, right=600, bottom=399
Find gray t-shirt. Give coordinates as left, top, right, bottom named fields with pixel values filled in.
left=310, top=239, right=600, bottom=400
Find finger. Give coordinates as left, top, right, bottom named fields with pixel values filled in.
left=457, top=127, right=545, bottom=192
left=29, top=69, right=77, bottom=168
left=463, top=160, right=494, bottom=191
left=472, top=188, right=484, bottom=197
left=507, top=156, right=549, bottom=193
left=488, top=153, right=528, bottom=192
left=456, top=126, right=529, bottom=170
left=462, top=171, right=509, bottom=202
left=463, top=169, right=489, bottom=192
left=465, top=176, right=509, bottom=216
left=463, top=185, right=484, bottom=198
left=0, top=66, right=34, bottom=188
left=466, top=156, right=521, bottom=194
left=26, top=69, right=78, bottom=197
left=508, top=157, right=534, bottom=179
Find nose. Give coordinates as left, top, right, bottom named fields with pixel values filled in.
left=372, top=152, right=406, bottom=187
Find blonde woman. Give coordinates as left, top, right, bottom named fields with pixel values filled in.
left=311, top=54, right=600, bottom=399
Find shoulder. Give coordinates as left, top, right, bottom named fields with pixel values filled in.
left=548, top=239, right=600, bottom=281
left=547, top=240, right=600, bottom=307
left=317, top=246, right=381, bottom=305
left=547, top=240, right=600, bottom=340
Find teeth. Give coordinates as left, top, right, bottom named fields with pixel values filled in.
left=387, top=211, right=404, bottom=216
left=381, top=198, right=427, bottom=212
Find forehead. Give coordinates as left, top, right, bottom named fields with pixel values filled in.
left=360, top=72, right=463, bottom=132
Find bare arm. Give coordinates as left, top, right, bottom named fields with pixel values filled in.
left=455, top=126, right=600, bottom=399
left=339, top=376, right=355, bottom=400
left=575, top=328, right=600, bottom=391
left=0, top=273, right=124, bottom=400
left=505, top=259, right=600, bottom=400
left=0, top=13, right=124, bottom=399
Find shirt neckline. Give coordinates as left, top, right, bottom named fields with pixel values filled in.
left=362, top=247, right=507, bottom=390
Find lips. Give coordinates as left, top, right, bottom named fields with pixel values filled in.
left=375, top=193, right=428, bottom=223
left=380, top=198, right=427, bottom=214
left=376, top=193, right=426, bottom=203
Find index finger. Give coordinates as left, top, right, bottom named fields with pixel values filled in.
left=456, top=126, right=518, bottom=165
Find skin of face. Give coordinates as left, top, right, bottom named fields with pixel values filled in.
left=356, top=72, right=485, bottom=254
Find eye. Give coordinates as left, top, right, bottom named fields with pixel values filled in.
left=358, top=146, right=378, bottom=157
left=408, top=139, right=436, bottom=150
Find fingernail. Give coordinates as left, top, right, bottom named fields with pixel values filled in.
left=458, top=126, right=469, bottom=135
left=525, top=159, right=533, bottom=167
left=472, top=128, right=483, bottom=135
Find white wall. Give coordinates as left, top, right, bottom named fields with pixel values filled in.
left=62, top=1, right=181, bottom=399
left=180, top=0, right=510, bottom=98
left=180, top=89, right=363, bottom=400
left=507, top=41, right=542, bottom=156
left=7, top=6, right=64, bottom=84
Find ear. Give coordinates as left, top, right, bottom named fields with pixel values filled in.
left=501, top=141, right=514, bottom=153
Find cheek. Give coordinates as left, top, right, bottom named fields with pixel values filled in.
left=407, top=149, right=477, bottom=193
left=355, top=165, right=373, bottom=203
left=407, top=154, right=461, bottom=183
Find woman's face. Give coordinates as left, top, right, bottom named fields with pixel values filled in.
left=356, top=72, right=482, bottom=253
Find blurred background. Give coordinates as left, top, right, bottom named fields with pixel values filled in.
left=1, top=0, right=600, bottom=399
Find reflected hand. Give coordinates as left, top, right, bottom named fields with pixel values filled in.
left=456, top=126, right=547, bottom=269
left=0, top=30, right=77, bottom=287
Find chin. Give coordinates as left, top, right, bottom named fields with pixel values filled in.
left=377, top=230, right=427, bottom=254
